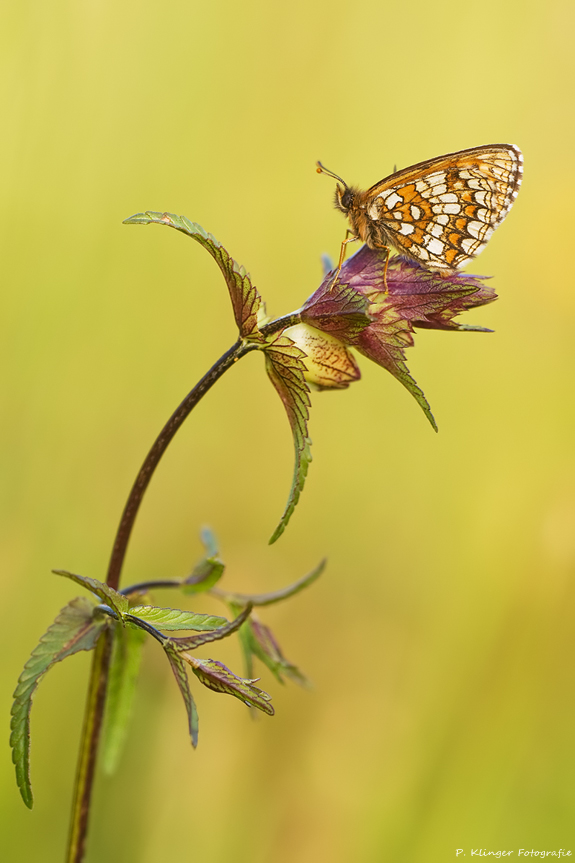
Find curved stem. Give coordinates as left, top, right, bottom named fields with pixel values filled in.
left=67, top=337, right=258, bottom=863
left=106, top=338, right=256, bottom=591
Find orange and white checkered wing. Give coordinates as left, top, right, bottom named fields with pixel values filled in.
left=366, top=144, right=523, bottom=270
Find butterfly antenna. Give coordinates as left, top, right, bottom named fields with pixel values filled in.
left=316, top=161, right=348, bottom=188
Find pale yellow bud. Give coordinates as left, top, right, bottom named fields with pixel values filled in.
left=283, top=323, right=361, bottom=390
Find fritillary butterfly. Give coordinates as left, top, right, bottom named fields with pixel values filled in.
left=317, top=144, right=523, bottom=272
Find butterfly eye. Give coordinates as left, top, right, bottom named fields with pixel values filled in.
left=340, top=188, right=354, bottom=210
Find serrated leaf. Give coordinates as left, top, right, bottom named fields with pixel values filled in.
left=187, top=657, right=274, bottom=716
left=128, top=606, right=228, bottom=631
left=264, top=335, right=312, bottom=543
left=164, top=649, right=199, bottom=747
left=355, top=321, right=438, bottom=431
left=101, top=624, right=146, bottom=774
left=166, top=604, right=252, bottom=651
left=10, top=598, right=105, bottom=808
left=213, top=558, right=325, bottom=607
left=52, top=570, right=128, bottom=618
left=301, top=279, right=372, bottom=342
left=123, top=212, right=265, bottom=341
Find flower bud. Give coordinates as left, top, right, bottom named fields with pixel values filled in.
left=283, top=323, right=361, bottom=391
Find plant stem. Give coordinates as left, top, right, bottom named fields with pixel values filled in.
left=66, top=629, right=112, bottom=863
left=66, top=337, right=258, bottom=863
left=106, top=338, right=257, bottom=591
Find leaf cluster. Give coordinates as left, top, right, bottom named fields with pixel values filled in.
left=11, top=529, right=322, bottom=807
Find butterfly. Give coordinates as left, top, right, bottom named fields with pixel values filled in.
left=316, top=144, right=523, bottom=275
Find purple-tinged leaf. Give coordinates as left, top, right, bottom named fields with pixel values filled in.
left=102, top=624, right=146, bottom=774
left=301, top=246, right=496, bottom=430
left=211, top=558, right=325, bottom=607
left=128, top=606, right=228, bottom=632
left=166, top=604, right=252, bottom=651
left=52, top=569, right=128, bottom=618
left=264, top=335, right=312, bottom=543
left=164, top=649, right=199, bottom=747
left=10, top=598, right=105, bottom=808
left=249, top=618, right=310, bottom=687
left=301, top=279, right=371, bottom=342
left=355, top=316, right=438, bottom=431
left=185, top=656, right=274, bottom=716
left=123, top=212, right=266, bottom=341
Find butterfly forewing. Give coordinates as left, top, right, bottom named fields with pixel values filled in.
left=364, top=144, right=523, bottom=270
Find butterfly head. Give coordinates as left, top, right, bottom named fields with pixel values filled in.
left=316, top=161, right=356, bottom=215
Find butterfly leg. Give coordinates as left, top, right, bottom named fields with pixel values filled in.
left=337, top=231, right=359, bottom=270
left=370, top=243, right=391, bottom=293
left=328, top=232, right=359, bottom=291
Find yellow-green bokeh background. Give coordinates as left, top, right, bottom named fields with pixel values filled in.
left=2, top=2, right=575, bottom=860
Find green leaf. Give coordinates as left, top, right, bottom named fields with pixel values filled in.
left=52, top=570, right=128, bottom=618
left=101, top=624, right=146, bottom=775
left=128, top=606, right=228, bottom=631
left=180, top=526, right=225, bottom=594
left=264, top=335, right=313, bottom=543
left=187, top=656, right=274, bottom=716
left=182, top=558, right=225, bottom=594
left=166, top=604, right=252, bottom=651
left=164, top=649, right=199, bottom=747
left=212, top=558, right=325, bottom=607
left=10, top=597, right=105, bottom=808
left=123, top=212, right=266, bottom=341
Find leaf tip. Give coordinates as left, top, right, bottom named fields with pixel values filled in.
left=122, top=213, right=146, bottom=225
left=268, top=524, right=284, bottom=545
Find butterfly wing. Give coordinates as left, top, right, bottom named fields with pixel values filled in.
left=365, top=144, right=523, bottom=270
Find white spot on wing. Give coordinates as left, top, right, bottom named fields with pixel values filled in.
left=427, top=238, right=445, bottom=256
left=398, top=222, right=414, bottom=235
left=385, top=192, right=403, bottom=209
left=410, top=205, right=421, bottom=220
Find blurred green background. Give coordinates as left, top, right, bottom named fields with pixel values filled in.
left=2, top=1, right=575, bottom=861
